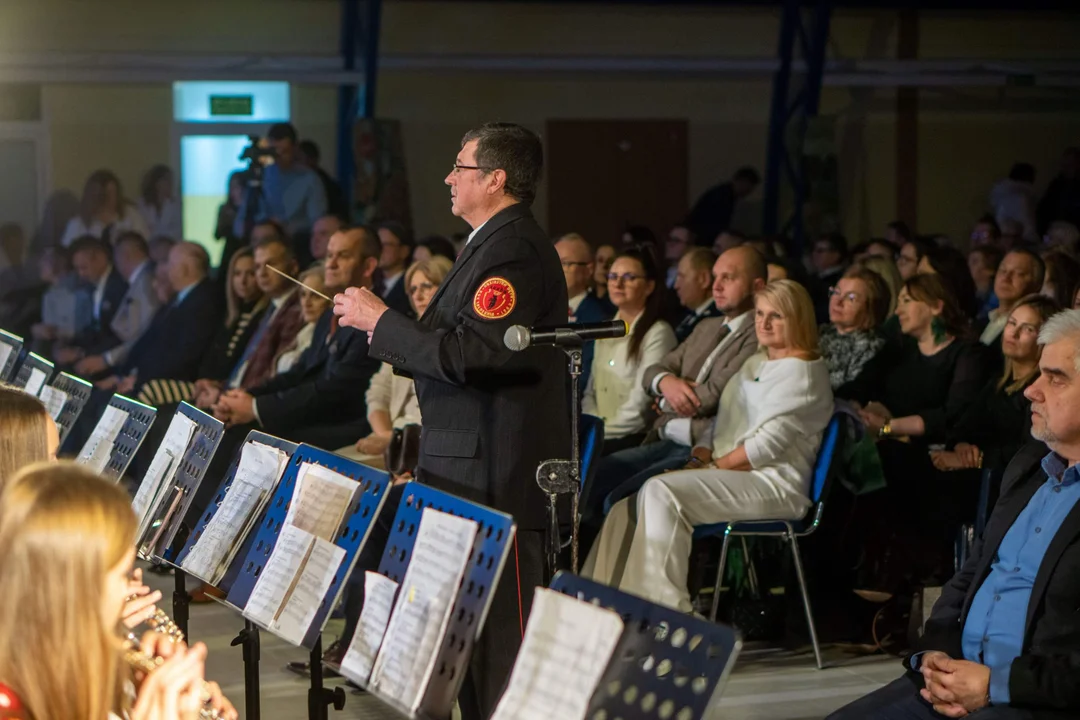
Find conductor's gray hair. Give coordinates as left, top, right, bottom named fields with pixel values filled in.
left=1038, top=308, right=1080, bottom=372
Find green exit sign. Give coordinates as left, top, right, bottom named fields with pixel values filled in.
left=209, top=95, right=254, bottom=116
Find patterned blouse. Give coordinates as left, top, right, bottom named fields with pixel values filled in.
left=819, top=324, right=886, bottom=391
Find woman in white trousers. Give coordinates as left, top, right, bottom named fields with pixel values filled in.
left=584, top=279, right=834, bottom=612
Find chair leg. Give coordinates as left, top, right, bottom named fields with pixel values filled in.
left=741, top=536, right=759, bottom=596
left=788, top=532, right=824, bottom=669
left=709, top=530, right=733, bottom=623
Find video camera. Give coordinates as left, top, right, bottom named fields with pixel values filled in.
left=238, top=135, right=276, bottom=183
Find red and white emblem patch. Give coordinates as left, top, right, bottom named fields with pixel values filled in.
left=472, top=276, right=517, bottom=320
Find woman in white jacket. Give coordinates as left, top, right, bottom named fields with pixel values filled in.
left=585, top=279, right=834, bottom=612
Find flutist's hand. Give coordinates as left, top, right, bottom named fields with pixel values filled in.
left=136, top=633, right=238, bottom=720
left=334, top=286, right=388, bottom=333
left=122, top=568, right=163, bottom=629
left=131, top=642, right=207, bottom=720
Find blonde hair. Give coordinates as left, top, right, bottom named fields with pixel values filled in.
left=405, top=256, right=453, bottom=291
left=856, top=255, right=902, bottom=314
left=224, top=247, right=267, bottom=328
left=0, top=462, right=137, bottom=720
left=755, top=279, right=820, bottom=358
left=0, top=385, right=51, bottom=491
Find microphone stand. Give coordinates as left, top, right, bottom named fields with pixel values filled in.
left=535, top=341, right=584, bottom=575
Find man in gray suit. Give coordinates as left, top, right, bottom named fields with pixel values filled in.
left=74, top=231, right=160, bottom=377
left=581, top=245, right=767, bottom=537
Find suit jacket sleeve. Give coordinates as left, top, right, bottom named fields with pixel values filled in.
left=694, top=328, right=758, bottom=417
left=255, top=328, right=380, bottom=431
left=369, top=238, right=555, bottom=387
left=133, top=287, right=220, bottom=382
left=641, top=336, right=691, bottom=394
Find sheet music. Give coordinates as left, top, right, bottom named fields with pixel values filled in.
left=77, top=405, right=130, bottom=474
left=25, top=368, right=47, bottom=397
left=370, top=508, right=478, bottom=710
left=284, top=462, right=358, bottom=542
left=38, top=385, right=69, bottom=420
left=181, top=441, right=289, bottom=584
left=273, top=537, right=346, bottom=645
left=489, top=588, right=624, bottom=720
left=242, top=524, right=315, bottom=629
left=0, top=344, right=12, bottom=376
left=340, top=572, right=399, bottom=684
left=132, top=412, right=197, bottom=540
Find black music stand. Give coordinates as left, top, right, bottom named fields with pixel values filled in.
left=334, top=482, right=518, bottom=720
left=11, top=351, right=54, bottom=393
left=175, top=430, right=299, bottom=720
left=0, top=328, right=23, bottom=381
left=224, top=446, right=391, bottom=720
left=91, top=394, right=157, bottom=482
left=49, top=372, right=93, bottom=450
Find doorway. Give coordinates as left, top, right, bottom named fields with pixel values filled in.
left=546, top=120, right=688, bottom=247
left=0, top=122, right=49, bottom=245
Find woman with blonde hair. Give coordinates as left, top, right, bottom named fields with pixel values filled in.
left=0, top=463, right=233, bottom=720
left=856, top=254, right=902, bottom=314
left=0, top=387, right=59, bottom=489
left=274, top=264, right=332, bottom=374
left=585, top=279, right=834, bottom=611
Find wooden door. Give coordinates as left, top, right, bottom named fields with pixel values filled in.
left=546, top=119, right=688, bottom=247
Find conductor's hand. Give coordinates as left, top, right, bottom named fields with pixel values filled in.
left=658, top=375, right=701, bottom=417
left=334, top=286, right=388, bottom=333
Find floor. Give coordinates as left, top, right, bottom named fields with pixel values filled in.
left=145, top=570, right=904, bottom=720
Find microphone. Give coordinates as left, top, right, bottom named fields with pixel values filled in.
left=504, top=320, right=627, bottom=351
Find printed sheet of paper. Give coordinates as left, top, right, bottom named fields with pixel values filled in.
left=489, top=588, right=625, bottom=720
left=242, top=524, right=315, bottom=629
left=38, top=385, right=69, bottom=420
left=284, top=462, right=358, bottom=542
left=0, top=343, right=12, bottom=377
left=340, top=572, right=400, bottom=685
left=370, top=508, right=479, bottom=711
left=272, top=537, right=346, bottom=645
left=77, top=405, right=130, bottom=474
left=24, top=368, right=47, bottom=397
left=132, top=412, right=197, bottom=541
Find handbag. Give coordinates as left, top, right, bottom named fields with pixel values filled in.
left=384, top=424, right=421, bottom=476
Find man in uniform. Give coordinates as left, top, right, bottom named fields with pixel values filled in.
left=333, top=122, right=570, bottom=718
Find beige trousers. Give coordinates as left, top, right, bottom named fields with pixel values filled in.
left=583, top=467, right=809, bottom=612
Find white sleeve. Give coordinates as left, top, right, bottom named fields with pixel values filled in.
left=603, top=321, right=678, bottom=438
left=365, top=363, right=394, bottom=415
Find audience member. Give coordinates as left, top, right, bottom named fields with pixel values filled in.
left=884, top=221, right=913, bottom=249
left=621, top=225, right=657, bottom=252
left=1045, top=220, right=1080, bottom=256
left=931, top=295, right=1058, bottom=479
left=298, top=139, right=349, bottom=219
left=412, top=234, right=457, bottom=264
left=583, top=247, right=677, bottom=455
left=809, top=233, right=849, bottom=322
left=970, top=213, right=1002, bottom=248
left=856, top=254, right=902, bottom=313
left=32, top=189, right=79, bottom=250
left=27, top=247, right=90, bottom=351
left=990, top=162, right=1039, bottom=243
left=819, top=267, right=891, bottom=402
left=136, top=164, right=183, bottom=241
left=592, top=243, right=617, bottom=305
left=664, top=225, right=695, bottom=289
left=1040, top=250, right=1080, bottom=310
left=60, top=169, right=149, bottom=248
left=0, top=463, right=233, bottom=720
left=582, top=246, right=765, bottom=537
left=980, top=249, right=1045, bottom=365
left=147, top=235, right=176, bottom=267
left=215, top=170, right=246, bottom=282
left=585, top=279, right=833, bottom=612
left=896, top=236, right=934, bottom=280
left=711, top=230, right=745, bottom=256
left=0, top=223, right=27, bottom=284
left=346, top=256, right=452, bottom=463
left=0, top=388, right=58, bottom=490
left=53, top=235, right=128, bottom=366
left=376, top=221, right=416, bottom=317
left=918, top=245, right=980, bottom=320
left=766, top=260, right=789, bottom=282
left=556, top=233, right=614, bottom=393
left=968, top=245, right=1003, bottom=321
left=829, top=309, right=1080, bottom=720
left=274, top=265, right=330, bottom=375
left=686, top=166, right=760, bottom=245
left=671, top=247, right=720, bottom=341
left=1037, top=146, right=1080, bottom=232
left=74, top=232, right=159, bottom=377
left=233, top=123, right=327, bottom=247
left=310, top=213, right=342, bottom=261
left=101, top=241, right=221, bottom=398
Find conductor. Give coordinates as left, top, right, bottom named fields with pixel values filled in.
left=333, top=122, right=570, bottom=717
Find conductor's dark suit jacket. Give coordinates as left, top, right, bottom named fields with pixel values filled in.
left=911, top=440, right=1080, bottom=715
left=252, top=308, right=379, bottom=449
left=369, top=203, right=570, bottom=529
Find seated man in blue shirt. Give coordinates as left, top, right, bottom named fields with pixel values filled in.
left=829, top=309, right=1080, bottom=719
left=234, top=122, right=327, bottom=256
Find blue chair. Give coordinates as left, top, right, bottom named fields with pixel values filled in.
left=693, top=412, right=846, bottom=670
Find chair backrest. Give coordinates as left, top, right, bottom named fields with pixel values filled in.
left=579, top=413, right=605, bottom=490
left=809, top=413, right=844, bottom=504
